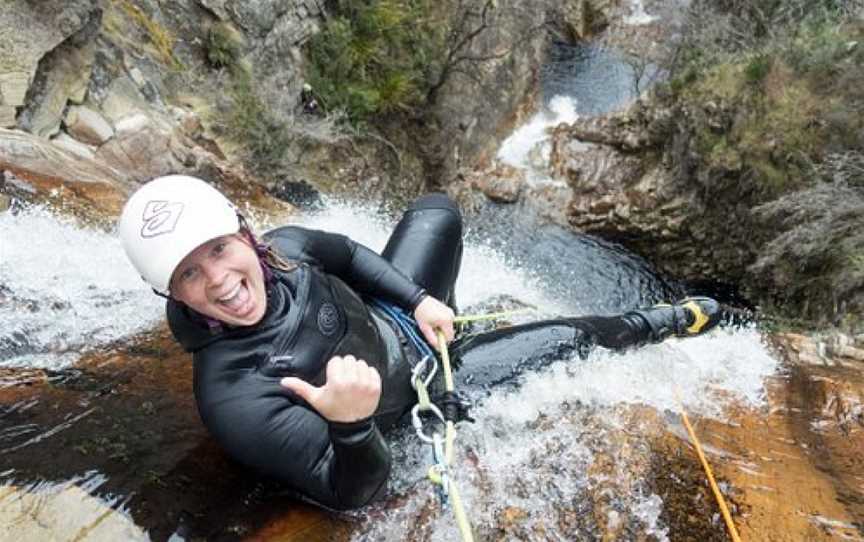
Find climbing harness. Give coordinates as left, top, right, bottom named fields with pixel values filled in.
left=372, top=299, right=477, bottom=541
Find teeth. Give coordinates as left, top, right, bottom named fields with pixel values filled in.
left=218, top=283, right=242, bottom=303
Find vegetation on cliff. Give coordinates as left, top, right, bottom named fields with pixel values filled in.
left=657, top=0, right=864, bottom=329
left=306, top=0, right=516, bottom=126
left=305, top=0, right=443, bottom=124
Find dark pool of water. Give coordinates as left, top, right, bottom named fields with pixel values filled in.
left=541, top=42, right=662, bottom=115
left=465, top=201, right=682, bottom=316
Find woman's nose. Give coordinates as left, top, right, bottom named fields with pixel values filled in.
left=201, top=261, right=228, bottom=286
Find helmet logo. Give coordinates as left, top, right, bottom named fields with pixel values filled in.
left=141, top=200, right=184, bottom=238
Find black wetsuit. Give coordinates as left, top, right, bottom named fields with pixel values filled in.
left=167, top=194, right=660, bottom=510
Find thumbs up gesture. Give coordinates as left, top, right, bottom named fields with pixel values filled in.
left=280, top=355, right=382, bottom=423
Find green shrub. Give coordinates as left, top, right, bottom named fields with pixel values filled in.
left=744, top=53, right=772, bottom=84
left=206, top=22, right=244, bottom=70
left=306, top=0, right=442, bottom=125
left=223, top=73, right=292, bottom=177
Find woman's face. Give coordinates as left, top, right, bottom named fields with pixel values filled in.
left=170, top=233, right=267, bottom=326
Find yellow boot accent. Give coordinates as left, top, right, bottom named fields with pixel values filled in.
left=683, top=300, right=710, bottom=334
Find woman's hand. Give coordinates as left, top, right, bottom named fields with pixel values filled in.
left=280, top=355, right=382, bottom=423
left=413, top=296, right=455, bottom=350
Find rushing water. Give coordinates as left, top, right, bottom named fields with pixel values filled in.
left=0, top=194, right=779, bottom=540
left=0, top=208, right=164, bottom=370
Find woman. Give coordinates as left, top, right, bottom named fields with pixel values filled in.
left=118, top=175, right=721, bottom=510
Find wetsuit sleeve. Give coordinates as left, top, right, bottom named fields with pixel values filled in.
left=197, top=379, right=391, bottom=509
left=265, top=226, right=427, bottom=310
left=269, top=409, right=392, bottom=510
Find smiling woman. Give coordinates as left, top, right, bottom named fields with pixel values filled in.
left=116, top=175, right=723, bottom=510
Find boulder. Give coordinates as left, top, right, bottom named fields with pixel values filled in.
left=64, top=106, right=114, bottom=146
left=99, top=76, right=151, bottom=124
left=0, top=1, right=101, bottom=136
left=836, top=345, right=864, bottom=362
left=466, top=163, right=526, bottom=203
left=97, top=113, right=176, bottom=182
left=0, top=106, right=16, bottom=128
left=0, top=127, right=129, bottom=216
left=0, top=72, right=30, bottom=108
left=18, top=37, right=98, bottom=137
left=51, top=132, right=96, bottom=160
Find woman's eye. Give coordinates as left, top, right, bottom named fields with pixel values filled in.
left=179, top=267, right=197, bottom=282
left=212, top=241, right=228, bottom=256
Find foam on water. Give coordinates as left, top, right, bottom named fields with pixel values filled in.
left=497, top=95, right=579, bottom=173
left=0, top=207, right=163, bottom=369
left=481, top=327, right=777, bottom=425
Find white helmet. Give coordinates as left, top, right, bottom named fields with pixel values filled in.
left=118, top=175, right=240, bottom=294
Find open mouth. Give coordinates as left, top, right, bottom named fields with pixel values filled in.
left=216, top=279, right=253, bottom=316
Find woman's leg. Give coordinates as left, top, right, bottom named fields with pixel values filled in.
left=381, top=193, right=463, bottom=309
left=451, top=298, right=722, bottom=389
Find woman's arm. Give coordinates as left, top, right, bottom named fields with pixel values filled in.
left=198, top=381, right=391, bottom=510
left=264, top=226, right=426, bottom=310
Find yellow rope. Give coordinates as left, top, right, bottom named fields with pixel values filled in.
left=454, top=308, right=532, bottom=325
left=438, top=330, right=455, bottom=391
left=426, top=329, right=473, bottom=542
left=438, top=309, right=740, bottom=541
left=676, top=393, right=743, bottom=542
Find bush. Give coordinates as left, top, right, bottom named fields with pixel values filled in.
left=206, top=22, right=244, bottom=70
left=306, top=0, right=442, bottom=125
left=744, top=53, right=772, bottom=83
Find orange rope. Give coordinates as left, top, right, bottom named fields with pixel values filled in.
left=678, top=404, right=743, bottom=542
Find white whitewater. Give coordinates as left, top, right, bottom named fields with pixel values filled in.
left=0, top=208, right=163, bottom=369
left=625, top=0, right=660, bottom=25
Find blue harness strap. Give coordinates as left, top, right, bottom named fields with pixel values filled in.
left=369, top=299, right=436, bottom=361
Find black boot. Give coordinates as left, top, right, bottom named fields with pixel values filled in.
left=628, top=296, right=722, bottom=344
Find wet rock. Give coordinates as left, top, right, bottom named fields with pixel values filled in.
left=51, top=132, right=96, bottom=160
left=0, top=193, right=9, bottom=212
left=0, top=483, right=149, bottom=541
left=64, top=105, right=114, bottom=146
left=464, top=163, right=525, bottom=204
left=0, top=127, right=129, bottom=221
left=268, top=179, right=323, bottom=209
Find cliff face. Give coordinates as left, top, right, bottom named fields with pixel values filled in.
left=542, top=7, right=864, bottom=330
left=0, top=0, right=581, bottom=213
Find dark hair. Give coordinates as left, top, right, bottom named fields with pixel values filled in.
left=237, top=216, right=297, bottom=279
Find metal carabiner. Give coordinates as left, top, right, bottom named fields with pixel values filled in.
left=411, top=402, right=446, bottom=444
left=410, top=355, right=438, bottom=392
left=431, top=432, right=450, bottom=503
